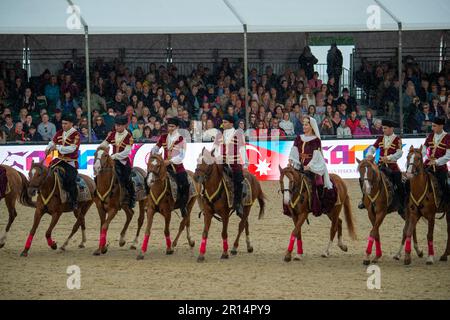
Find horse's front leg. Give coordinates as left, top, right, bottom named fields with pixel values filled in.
left=197, top=204, right=213, bottom=263
left=284, top=213, right=298, bottom=262
left=20, top=207, right=45, bottom=257
left=363, top=208, right=377, bottom=265
left=163, top=208, right=174, bottom=255
left=136, top=205, right=156, bottom=260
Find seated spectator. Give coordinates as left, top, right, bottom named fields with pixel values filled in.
left=416, top=103, right=435, bottom=133
left=79, top=125, right=97, bottom=143
left=132, top=120, right=145, bottom=140
left=336, top=88, right=357, bottom=112
left=23, top=114, right=34, bottom=133
left=1, top=115, right=15, bottom=141
left=203, top=119, right=220, bottom=142
left=44, top=75, right=60, bottom=107
left=353, top=119, right=372, bottom=137
left=26, top=124, right=42, bottom=142
left=128, top=115, right=139, bottom=133
left=0, top=130, right=5, bottom=144
left=279, top=112, right=295, bottom=136
left=307, top=105, right=323, bottom=125
left=166, top=98, right=179, bottom=118
left=141, top=125, right=153, bottom=142
left=331, top=111, right=342, bottom=132
left=60, top=74, right=79, bottom=98
left=364, top=109, right=375, bottom=129
left=308, top=72, right=322, bottom=92
left=431, top=97, right=445, bottom=117
left=57, top=90, right=79, bottom=114
left=81, top=91, right=106, bottom=113
left=371, top=119, right=383, bottom=136
left=150, top=121, right=163, bottom=142
left=320, top=117, right=335, bottom=136
left=37, top=113, right=56, bottom=141
left=93, top=116, right=108, bottom=141
left=269, top=118, right=286, bottom=139
left=103, top=107, right=116, bottom=132
left=337, top=103, right=348, bottom=121
left=299, top=87, right=315, bottom=107
left=53, top=108, right=63, bottom=131
left=337, top=120, right=352, bottom=138
left=11, top=122, right=26, bottom=142
left=17, top=107, right=29, bottom=124
left=345, top=111, right=360, bottom=134
left=210, top=106, right=222, bottom=129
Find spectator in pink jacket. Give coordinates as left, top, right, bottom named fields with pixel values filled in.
left=353, top=119, right=372, bottom=137
left=308, top=72, right=322, bottom=93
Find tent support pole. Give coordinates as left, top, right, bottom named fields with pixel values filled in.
left=84, top=25, right=92, bottom=142
left=244, top=24, right=249, bottom=135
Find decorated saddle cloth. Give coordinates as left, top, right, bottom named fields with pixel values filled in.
left=54, top=169, right=91, bottom=204
left=0, top=165, right=9, bottom=199
left=165, top=174, right=198, bottom=204
left=129, top=168, right=147, bottom=202
left=222, top=173, right=253, bottom=209
left=299, top=173, right=341, bottom=214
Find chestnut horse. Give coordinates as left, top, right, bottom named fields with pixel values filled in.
left=92, top=146, right=147, bottom=255
left=404, top=146, right=449, bottom=265
left=357, top=158, right=423, bottom=265
left=21, top=162, right=95, bottom=256
left=136, top=153, right=200, bottom=260
left=193, top=148, right=266, bottom=262
left=279, top=166, right=356, bottom=262
left=0, top=165, right=35, bottom=248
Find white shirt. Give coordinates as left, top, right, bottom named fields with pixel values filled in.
left=212, top=128, right=247, bottom=166
left=46, top=127, right=78, bottom=167
left=422, top=131, right=450, bottom=166
left=99, top=129, right=132, bottom=165
left=366, top=133, right=403, bottom=161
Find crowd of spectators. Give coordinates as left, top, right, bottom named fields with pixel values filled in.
left=0, top=45, right=449, bottom=144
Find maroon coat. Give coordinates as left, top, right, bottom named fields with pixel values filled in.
left=293, top=135, right=322, bottom=167
left=105, top=130, right=134, bottom=166
left=424, top=132, right=450, bottom=172
left=372, top=135, right=402, bottom=172
left=155, top=133, right=186, bottom=173
left=49, top=129, right=80, bottom=169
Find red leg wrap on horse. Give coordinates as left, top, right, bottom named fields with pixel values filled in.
left=428, top=240, right=434, bottom=256
left=200, top=237, right=207, bottom=255
left=223, top=239, right=229, bottom=252
left=46, top=237, right=55, bottom=247
left=165, top=236, right=172, bottom=249
left=287, top=235, right=295, bottom=252
left=141, top=234, right=150, bottom=253
left=375, top=240, right=382, bottom=257
left=405, top=237, right=412, bottom=253
left=366, top=236, right=375, bottom=255
left=297, top=239, right=303, bottom=255
left=25, top=234, right=34, bottom=250
left=99, top=228, right=107, bottom=247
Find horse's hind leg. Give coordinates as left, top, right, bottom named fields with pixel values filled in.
left=413, top=228, right=423, bottom=258
left=172, top=215, right=187, bottom=249
left=231, top=206, right=250, bottom=255
left=130, top=200, right=145, bottom=250
left=45, top=211, right=62, bottom=251
left=245, top=214, right=254, bottom=253
left=293, top=213, right=308, bottom=261
left=323, top=208, right=340, bottom=258
left=59, top=210, right=84, bottom=252
left=119, top=206, right=134, bottom=247
left=0, top=196, right=17, bottom=248
left=336, top=207, right=348, bottom=252
left=440, top=211, right=450, bottom=262
left=395, top=218, right=409, bottom=260
left=220, top=212, right=230, bottom=259
left=185, top=210, right=195, bottom=248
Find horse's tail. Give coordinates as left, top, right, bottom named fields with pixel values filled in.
left=257, top=187, right=266, bottom=220
left=343, top=194, right=357, bottom=240
left=18, top=171, right=36, bottom=208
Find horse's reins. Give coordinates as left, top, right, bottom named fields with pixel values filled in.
left=95, top=154, right=117, bottom=202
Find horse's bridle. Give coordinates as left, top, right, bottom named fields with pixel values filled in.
left=147, top=156, right=163, bottom=183
left=406, top=150, right=423, bottom=176
left=29, top=164, right=52, bottom=189
left=358, top=162, right=381, bottom=196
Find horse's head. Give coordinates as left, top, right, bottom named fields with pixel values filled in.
left=357, top=157, right=380, bottom=195
left=194, top=147, right=215, bottom=184
left=28, top=161, right=48, bottom=197
left=279, top=165, right=301, bottom=206
left=93, top=146, right=113, bottom=176
left=146, top=153, right=165, bottom=186
left=406, top=145, right=424, bottom=178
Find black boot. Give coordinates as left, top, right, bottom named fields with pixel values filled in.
left=233, top=171, right=244, bottom=217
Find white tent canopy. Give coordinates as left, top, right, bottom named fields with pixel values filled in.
left=0, top=0, right=449, bottom=34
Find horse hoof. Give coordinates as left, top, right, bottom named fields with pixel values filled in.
left=20, top=251, right=28, bottom=257
left=221, top=253, right=229, bottom=259
left=284, top=256, right=292, bottom=262
left=321, top=253, right=329, bottom=258
left=78, top=244, right=85, bottom=249
left=393, top=255, right=401, bottom=261
left=197, top=256, right=205, bottom=263
left=189, top=241, right=195, bottom=248
left=93, top=249, right=101, bottom=256
left=247, top=246, right=254, bottom=253
left=293, top=255, right=302, bottom=261
left=339, top=245, right=348, bottom=252
left=57, top=247, right=65, bottom=254
left=101, top=247, right=108, bottom=254
left=363, top=260, right=371, bottom=265
left=230, top=249, right=238, bottom=256
left=417, top=250, right=424, bottom=258
left=0, top=243, right=5, bottom=249
left=130, top=245, right=137, bottom=250
left=426, top=261, right=434, bottom=265
left=50, top=243, right=58, bottom=250
left=439, top=255, right=448, bottom=262
left=166, top=249, right=174, bottom=255
left=404, top=259, right=411, bottom=266
left=136, top=253, right=145, bottom=260
left=119, top=240, right=126, bottom=247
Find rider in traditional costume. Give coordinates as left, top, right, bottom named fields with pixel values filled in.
left=45, top=113, right=80, bottom=209
left=288, top=116, right=337, bottom=216
left=151, top=118, right=189, bottom=217
left=98, top=115, right=136, bottom=208
left=359, top=119, right=405, bottom=215
left=421, top=116, right=450, bottom=207
left=211, top=114, right=247, bottom=217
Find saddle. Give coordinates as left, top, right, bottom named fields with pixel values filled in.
left=54, top=170, right=91, bottom=204
left=167, top=174, right=198, bottom=205
left=128, top=168, right=147, bottom=202
left=222, top=173, right=253, bottom=209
